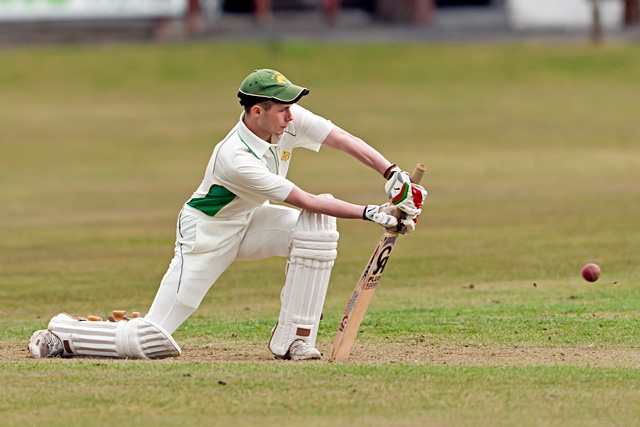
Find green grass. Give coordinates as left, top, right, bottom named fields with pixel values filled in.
left=1, top=42, right=640, bottom=426
left=2, top=361, right=640, bottom=427
left=1, top=360, right=637, bottom=427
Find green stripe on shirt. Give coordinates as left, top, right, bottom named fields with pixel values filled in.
left=187, top=184, right=237, bottom=217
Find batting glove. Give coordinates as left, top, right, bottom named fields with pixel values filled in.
left=398, top=214, right=418, bottom=234
left=363, top=203, right=417, bottom=235
left=363, top=203, right=396, bottom=228
left=383, top=164, right=402, bottom=180
left=385, top=170, right=427, bottom=217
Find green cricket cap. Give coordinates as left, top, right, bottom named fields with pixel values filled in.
left=238, top=69, right=309, bottom=104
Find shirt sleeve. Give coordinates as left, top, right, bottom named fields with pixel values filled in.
left=289, top=104, right=334, bottom=152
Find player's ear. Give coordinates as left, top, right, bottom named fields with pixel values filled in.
left=251, top=104, right=263, bottom=117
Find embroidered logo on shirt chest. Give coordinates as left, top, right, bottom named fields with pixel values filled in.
left=281, top=151, right=291, bottom=162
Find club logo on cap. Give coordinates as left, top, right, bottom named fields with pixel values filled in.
left=273, top=72, right=289, bottom=85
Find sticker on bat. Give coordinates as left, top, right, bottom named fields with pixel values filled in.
left=364, top=236, right=397, bottom=290
left=360, top=246, right=380, bottom=280
left=337, top=290, right=360, bottom=332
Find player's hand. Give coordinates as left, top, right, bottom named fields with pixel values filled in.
left=363, top=204, right=419, bottom=235
left=385, top=169, right=427, bottom=216
left=397, top=214, right=418, bottom=234
left=363, top=203, right=397, bottom=230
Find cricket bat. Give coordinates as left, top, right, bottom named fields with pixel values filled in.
left=331, top=163, right=426, bottom=361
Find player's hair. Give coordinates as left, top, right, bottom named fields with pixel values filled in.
left=239, top=96, right=281, bottom=114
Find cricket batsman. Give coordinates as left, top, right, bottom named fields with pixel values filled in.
left=29, top=69, right=427, bottom=361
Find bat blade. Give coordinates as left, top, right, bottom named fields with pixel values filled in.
left=331, top=231, right=398, bottom=361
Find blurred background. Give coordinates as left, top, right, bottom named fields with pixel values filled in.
left=1, top=0, right=640, bottom=45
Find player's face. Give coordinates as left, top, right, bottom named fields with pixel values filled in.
left=258, top=103, right=293, bottom=138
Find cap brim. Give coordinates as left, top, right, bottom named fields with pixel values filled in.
left=274, top=85, right=309, bottom=103
left=238, top=85, right=309, bottom=104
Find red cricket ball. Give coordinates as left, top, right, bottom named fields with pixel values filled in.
left=581, top=263, right=601, bottom=282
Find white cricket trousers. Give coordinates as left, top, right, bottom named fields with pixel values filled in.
left=145, top=203, right=299, bottom=334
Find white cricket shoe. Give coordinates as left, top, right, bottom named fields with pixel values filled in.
left=29, top=330, right=64, bottom=358
left=276, top=340, right=322, bottom=361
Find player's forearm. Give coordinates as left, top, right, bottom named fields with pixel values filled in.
left=284, top=186, right=363, bottom=219
left=338, top=135, right=390, bottom=175
left=346, top=139, right=391, bottom=176
left=323, top=127, right=392, bottom=176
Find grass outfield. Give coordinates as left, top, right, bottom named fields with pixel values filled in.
left=1, top=42, right=640, bottom=426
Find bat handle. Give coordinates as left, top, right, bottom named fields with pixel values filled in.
left=410, top=163, right=426, bottom=185
left=393, top=163, right=426, bottom=220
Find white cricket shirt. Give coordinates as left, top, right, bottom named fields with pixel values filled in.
left=187, top=104, right=333, bottom=219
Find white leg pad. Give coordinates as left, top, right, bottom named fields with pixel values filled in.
left=269, top=195, right=339, bottom=356
left=48, top=313, right=181, bottom=359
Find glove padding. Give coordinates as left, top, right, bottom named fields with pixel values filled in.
left=385, top=170, right=427, bottom=216
left=363, top=203, right=417, bottom=234
left=400, top=215, right=418, bottom=234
